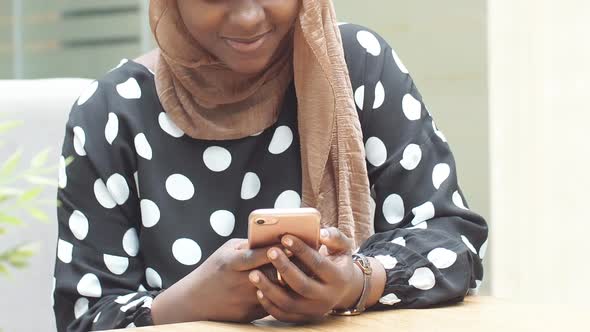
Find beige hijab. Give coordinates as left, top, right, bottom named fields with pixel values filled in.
left=149, top=0, right=373, bottom=248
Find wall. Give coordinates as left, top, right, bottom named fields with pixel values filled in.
left=488, top=0, right=590, bottom=303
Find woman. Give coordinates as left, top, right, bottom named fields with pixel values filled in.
left=53, top=0, right=488, bottom=330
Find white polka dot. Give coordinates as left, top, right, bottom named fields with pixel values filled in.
left=432, top=120, right=448, bottom=142
left=122, top=297, right=146, bottom=312
left=468, top=280, right=483, bottom=296
left=210, top=210, right=235, bottom=237
left=165, top=174, right=195, bottom=201
left=105, top=112, right=119, bottom=145
left=93, top=312, right=101, bottom=323
left=400, top=144, right=422, bottom=171
left=126, top=322, right=137, bottom=328
left=69, top=210, right=89, bottom=241
left=116, top=58, right=128, bottom=69
left=146, top=268, right=162, bottom=289
left=77, top=273, right=102, bottom=298
left=74, top=297, right=89, bottom=319
left=461, top=235, right=477, bottom=254
left=382, top=194, right=404, bottom=224
left=77, top=81, right=98, bottom=106
left=337, top=22, right=348, bottom=26
left=140, top=199, right=160, bottom=228
left=116, top=77, right=141, bottom=99
left=411, top=201, right=435, bottom=225
left=354, top=85, right=365, bottom=110
left=158, top=112, right=184, bottom=138
left=142, top=297, right=153, bottom=308
left=172, top=238, right=202, bottom=266
left=452, top=191, right=468, bottom=210
left=94, top=179, right=116, bottom=209
left=402, top=94, right=422, bottom=121
left=391, top=237, right=406, bottom=246
left=408, top=267, right=436, bottom=290
left=241, top=172, right=261, bottom=200
left=122, top=228, right=139, bottom=257
left=427, top=248, right=457, bottom=269
left=374, top=255, right=398, bottom=269
left=203, top=146, right=232, bottom=172
left=73, top=126, right=87, bottom=156
left=379, top=293, right=401, bottom=306
left=134, top=171, right=140, bottom=198
left=432, top=163, right=451, bottom=189
left=109, top=59, right=128, bottom=72
left=57, top=239, right=73, bottom=264
left=479, top=239, right=488, bottom=260
left=373, top=81, right=385, bottom=109
left=52, top=276, right=56, bottom=306
left=356, top=30, right=381, bottom=56
left=138, top=284, right=147, bottom=292
left=121, top=296, right=149, bottom=312
left=274, top=190, right=301, bottom=209
left=392, top=48, right=409, bottom=74
left=134, top=133, right=153, bottom=160
left=115, top=292, right=137, bottom=304
left=103, top=254, right=129, bottom=275
left=365, top=137, right=387, bottom=167
left=58, top=156, right=67, bottom=189
left=268, top=126, right=293, bottom=155
left=107, top=173, right=130, bottom=205
left=408, top=221, right=428, bottom=230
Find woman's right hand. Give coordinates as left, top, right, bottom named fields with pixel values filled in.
left=151, top=238, right=276, bottom=324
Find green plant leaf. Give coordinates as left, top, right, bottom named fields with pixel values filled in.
left=0, top=150, right=22, bottom=177
left=0, top=226, right=6, bottom=235
left=0, top=262, right=8, bottom=275
left=27, top=207, right=49, bottom=222
left=0, top=213, right=23, bottom=225
left=0, top=120, right=23, bottom=133
left=24, top=175, right=56, bottom=186
left=65, top=155, right=75, bottom=166
left=19, top=186, right=43, bottom=203
left=31, top=148, right=52, bottom=168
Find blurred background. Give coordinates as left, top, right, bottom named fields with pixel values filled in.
left=0, top=0, right=589, bottom=331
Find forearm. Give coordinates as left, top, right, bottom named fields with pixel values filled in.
left=151, top=273, right=207, bottom=325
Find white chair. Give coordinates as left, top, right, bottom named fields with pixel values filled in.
left=0, top=78, right=92, bottom=332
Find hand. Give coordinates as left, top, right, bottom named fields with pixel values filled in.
left=248, top=227, right=366, bottom=323
left=151, top=238, right=277, bottom=324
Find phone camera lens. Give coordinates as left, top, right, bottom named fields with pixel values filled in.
left=256, top=219, right=265, bottom=225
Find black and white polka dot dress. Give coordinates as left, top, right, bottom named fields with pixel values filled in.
left=53, top=24, right=488, bottom=331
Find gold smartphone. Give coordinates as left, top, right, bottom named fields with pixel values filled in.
left=248, top=208, right=321, bottom=250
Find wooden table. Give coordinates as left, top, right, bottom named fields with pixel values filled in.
left=120, top=296, right=587, bottom=331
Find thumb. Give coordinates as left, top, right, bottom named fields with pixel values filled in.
left=319, top=227, right=353, bottom=255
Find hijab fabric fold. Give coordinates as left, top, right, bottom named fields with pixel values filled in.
left=149, top=0, right=373, bottom=248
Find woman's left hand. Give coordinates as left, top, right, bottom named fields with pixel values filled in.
left=248, top=227, right=365, bottom=323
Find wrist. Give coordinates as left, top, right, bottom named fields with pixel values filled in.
left=365, top=257, right=386, bottom=308
left=335, top=258, right=365, bottom=309
left=151, top=272, right=209, bottom=324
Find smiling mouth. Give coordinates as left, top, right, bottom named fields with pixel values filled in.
left=223, top=31, right=271, bottom=54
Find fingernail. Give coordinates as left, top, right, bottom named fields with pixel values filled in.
left=283, top=248, right=293, bottom=256
left=257, top=290, right=264, bottom=299
left=320, top=229, right=329, bottom=238
left=283, top=237, right=293, bottom=247
left=268, top=249, right=278, bottom=260
left=249, top=272, right=260, bottom=284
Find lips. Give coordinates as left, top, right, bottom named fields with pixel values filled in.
left=223, top=31, right=271, bottom=54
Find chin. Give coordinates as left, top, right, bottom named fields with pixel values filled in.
left=228, top=58, right=273, bottom=75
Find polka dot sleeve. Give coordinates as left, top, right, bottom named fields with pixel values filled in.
left=53, top=73, right=161, bottom=331
left=340, top=24, right=489, bottom=309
